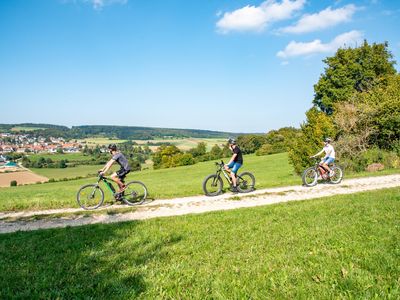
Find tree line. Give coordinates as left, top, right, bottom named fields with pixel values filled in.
left=289, top=41, right=399, bottom=174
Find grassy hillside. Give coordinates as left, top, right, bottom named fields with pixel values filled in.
left=30, top=164, right=107, bottom=180
left=0, top=153, right=297, bottom=211
left=1, top=187, right=399, bottom=298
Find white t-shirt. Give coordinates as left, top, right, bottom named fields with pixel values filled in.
left=323, top=144, right=335, bottom=159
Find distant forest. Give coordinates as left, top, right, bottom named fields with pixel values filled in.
left=0, top=123, right=239, bottom=140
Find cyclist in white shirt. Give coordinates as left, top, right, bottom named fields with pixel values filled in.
left=311, top=138, right=336, bottom=177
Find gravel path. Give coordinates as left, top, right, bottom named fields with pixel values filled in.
left=1, top=174, right=399, bottom=234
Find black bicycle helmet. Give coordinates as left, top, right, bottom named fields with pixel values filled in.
left=228, top=138, right=236, bottom=145
left=108, top=143, right=117, bottom=151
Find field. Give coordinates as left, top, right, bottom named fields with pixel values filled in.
left=27, top=153, right=92, bottom=162
left=0, top=171, right=48, bottom=187
left=0, top=153, right=297, bottom=212
left=10, top=126, right=46, bottom=132
left=1, top=187, right=399, bottom=298
left=81, top=137, right=128, bottom=146
left=30, top=164, right=111, bottom=180
left=133, top=138, right=227, bottom=151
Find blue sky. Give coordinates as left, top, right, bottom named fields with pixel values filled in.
left=0, top=0, right=399, bottom=133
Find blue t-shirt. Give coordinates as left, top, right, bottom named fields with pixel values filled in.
left=112, top=152, right=131, bottom=171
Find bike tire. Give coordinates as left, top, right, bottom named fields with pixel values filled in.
left=202, top=174, right=223, bottom=196
left=329, top=166, right=343, bottom=184
left=77, top=184, right=104, bottom=210
left=122, top=181, right=148, bottom=206
left=302, top=167, right=318, bottom=187
left=237, top=172, right=255, bottom=193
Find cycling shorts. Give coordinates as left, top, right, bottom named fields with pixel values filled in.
left=322, top=157, right=335, bottom=165
left=227, top=161, right=242, bottom=174
left=116, top=168, right=130, bottom=180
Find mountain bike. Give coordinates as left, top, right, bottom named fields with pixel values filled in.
left=302, top=158, right=343, bottom=187
left=203, top=160, right=255, bottom=196
left=76, top=174, right=148, bottom=210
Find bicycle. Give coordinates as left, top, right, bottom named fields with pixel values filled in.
left=302, top=158, right=343, bottom=187
left=76, top=174, right=148, bottom=210
left=202, top=160, right=256, bottom=196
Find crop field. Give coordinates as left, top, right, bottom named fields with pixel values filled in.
left=81, top=137, right=128, bottom=146
left=133, top=138, right=227, bottom=151
left=10, top=126, right=46, bottom=132
left=0, top=171, right=48, bottom=188
left=1, top=187, right=399, bottom=298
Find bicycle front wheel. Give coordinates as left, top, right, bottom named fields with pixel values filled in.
left=302, top=167, right=318, bottom=187
left=122, top=181, right=148, bottom=206
left=202, top=174, right=223, bottom=196
left=329, top=166, right=343, bottom=184
left=237, top=172, right=255, bottom=193
left=77, top=184, right=104, bottom=210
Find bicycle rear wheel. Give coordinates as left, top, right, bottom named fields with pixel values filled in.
left=329, top=166, right=343, bottom=184
left=203, top=174, right=223, bottom=196
left=302, top=167, right=318, bottom=187
left=77, top=184, right=104, bottom=210
left=122, top=181, right=148, bottom=206
left=237, top=172, right=255, bottom=193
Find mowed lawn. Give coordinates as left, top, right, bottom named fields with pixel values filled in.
left=0, top=153, right=299, bottom=212
left=1, top=187, right=399, bottom=298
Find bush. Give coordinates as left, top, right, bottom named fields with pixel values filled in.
left=10, top=180, right=17, bottom=187
left=256, top=144, right=273, bottom=156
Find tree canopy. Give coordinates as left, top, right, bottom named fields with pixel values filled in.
left=313, top=41, right=396, bottom=114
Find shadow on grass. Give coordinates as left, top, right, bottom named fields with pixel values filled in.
left=0, top=221, right=182, bottom=298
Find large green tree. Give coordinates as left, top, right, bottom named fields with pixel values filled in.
left=313, top=41, right=396, bottom=114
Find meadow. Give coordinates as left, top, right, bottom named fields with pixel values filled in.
left=26, top=152, right=92, bottom=162
left=133, top=138, right=226, bottom=151
left=30, top=164, right=106, bottom=180
left=1, top=153, right=297, bottom=212
left=1, top=187, right=399, bottom=298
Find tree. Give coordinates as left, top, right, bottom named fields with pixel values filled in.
left=237, top=135, right=267, bottom=154
left=289, top=108, right=336, bottom=174
left=313, top=41, right=396, bottom=114
left=188, top=142, right=207, bottom=157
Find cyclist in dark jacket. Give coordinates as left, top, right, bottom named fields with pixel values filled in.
left=99, top=144, right=131, bottom=193
left=224, top=138, right=243, bottom=192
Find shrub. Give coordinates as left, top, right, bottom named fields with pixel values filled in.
left=10, top=180, right=17, bottom=187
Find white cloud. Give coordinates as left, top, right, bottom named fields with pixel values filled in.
left=277, top=30, right=363, bottom=59
left=216, top=0, right=306, bottom=34
left=281, top=4, right=357, bottom=34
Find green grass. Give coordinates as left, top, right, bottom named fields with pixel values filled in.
left=27, top=153, right=92, bottom=162
left=1, top=152, right=399, bottom=212
left=1, top=187, right=399, bottom=298
left=30, top=164, right=107, bottom=179
left=0, top=153, right=297, bottom=212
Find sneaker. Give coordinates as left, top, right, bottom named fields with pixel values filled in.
left=329, top=170, right=335, bottom=177
left=230, top=186, right=239, bottom=193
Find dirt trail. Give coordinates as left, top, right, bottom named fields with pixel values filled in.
left=1, top=174, right=399, bottom=234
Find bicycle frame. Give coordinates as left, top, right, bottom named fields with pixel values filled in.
left=313, top=159, right=334, bottom=179
left=214, top=161, right=237, bottom=186
left=97, top=175, right=117, bottom=195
